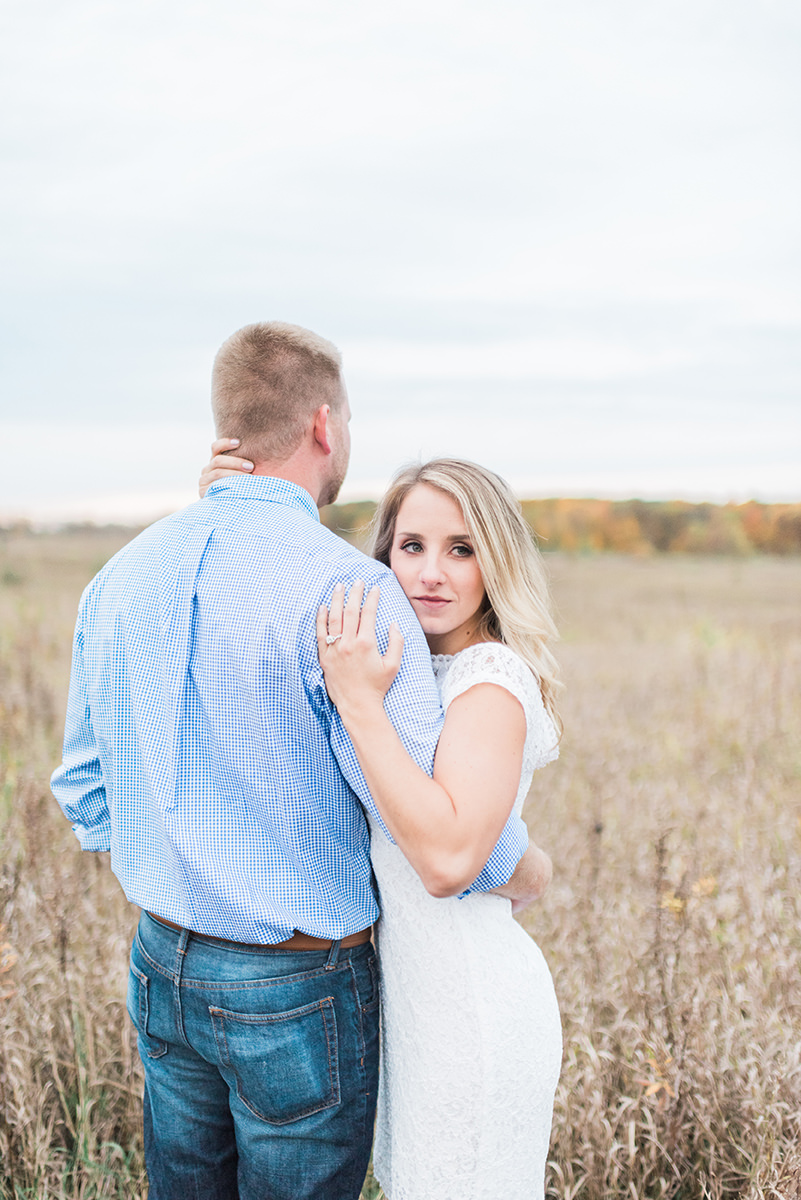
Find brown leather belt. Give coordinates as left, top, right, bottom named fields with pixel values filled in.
left=147, top=913, right=372, bottom=951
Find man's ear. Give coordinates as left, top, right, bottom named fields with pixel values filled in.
left=312, top=404, right=332, bottom=455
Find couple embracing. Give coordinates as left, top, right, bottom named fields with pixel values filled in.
left=52, top=321, right=563, bottom=1200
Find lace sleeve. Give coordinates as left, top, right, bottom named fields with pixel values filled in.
left=439, top=643, right=559, bottom=771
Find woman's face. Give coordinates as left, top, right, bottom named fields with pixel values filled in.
left=389, top=483, right=487, bottom=656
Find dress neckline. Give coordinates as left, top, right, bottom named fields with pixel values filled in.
left=430, top=641, right=505, bottom=668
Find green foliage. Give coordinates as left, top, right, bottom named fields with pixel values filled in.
left=319, top=500, right=377, bottom=546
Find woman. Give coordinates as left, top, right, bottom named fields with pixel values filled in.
left=201, top=449, right=563, bottom=1199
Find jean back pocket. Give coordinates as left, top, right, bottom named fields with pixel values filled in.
left=210, top=997, right=340, bottom=1125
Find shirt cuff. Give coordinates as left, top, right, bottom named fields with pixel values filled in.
left=74, top=822, right=112, bottom=852
left=459, top=814, right=529, bottom=895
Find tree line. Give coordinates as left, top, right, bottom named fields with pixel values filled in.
left=321, top=498, right=801, bottom=556
left=2, top=499, right=798, bottom=556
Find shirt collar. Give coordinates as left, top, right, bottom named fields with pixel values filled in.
left=205, top=474, right=320, bottom=522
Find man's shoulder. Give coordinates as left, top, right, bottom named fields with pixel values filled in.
left=79, top=504, right=211, bottom=604
left=306, top=527, right=392, bottom=581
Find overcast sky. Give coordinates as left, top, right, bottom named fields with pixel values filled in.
left=1, top=0, right=799, bottom=523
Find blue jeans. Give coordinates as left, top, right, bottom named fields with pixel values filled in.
left=127, top=913, right=379, bottom=1200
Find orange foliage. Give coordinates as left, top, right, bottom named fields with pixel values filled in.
left=319, top=499, right=801, bottom=556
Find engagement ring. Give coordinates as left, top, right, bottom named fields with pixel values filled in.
left=325, top=634, right=342, bottom=645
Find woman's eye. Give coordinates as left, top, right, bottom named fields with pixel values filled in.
left=452, top=544, right=473, bottom=558
left=400, top=540, right=423, bottom=554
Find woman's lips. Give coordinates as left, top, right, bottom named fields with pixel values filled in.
left=413, top=595, right=451, bottom=610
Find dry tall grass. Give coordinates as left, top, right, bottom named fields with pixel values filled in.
left=1, top=532, right=799, bottom=1198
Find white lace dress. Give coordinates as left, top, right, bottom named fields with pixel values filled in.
left=370, top=642, right=562, bottom=1200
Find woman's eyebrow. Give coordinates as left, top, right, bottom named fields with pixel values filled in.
left=395, top=530, right=472, bottom=541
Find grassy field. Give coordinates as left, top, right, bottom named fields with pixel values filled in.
left=1, top=530, right=800, bottom=1198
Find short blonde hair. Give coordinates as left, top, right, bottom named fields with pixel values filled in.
left=211, top=322, right=344, bottom=463
left=370, top=458, right=563, bottom=736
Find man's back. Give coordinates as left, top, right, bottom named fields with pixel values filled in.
left=52, top=474, right=443, bottom=941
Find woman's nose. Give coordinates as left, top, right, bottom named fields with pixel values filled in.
left=418, top=555, right=444, bottom=586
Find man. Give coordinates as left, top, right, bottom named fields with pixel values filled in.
left=51, top=322, right=544, bottom=1200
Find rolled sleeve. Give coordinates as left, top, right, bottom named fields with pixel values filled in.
left=462, top=810, right=528, bottom=893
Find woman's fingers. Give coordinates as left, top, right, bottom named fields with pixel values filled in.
left=211, top=437, right=240, bottom=455
left=316, top=605, right=331, bottom=658
left=327, top=583, right=346, bottom=639
left=384, top=622, right=405, bottom=675
left=356, top=585, right=380, bottom=642
left=342, top=581, right=365, bottom=639
left=322, top=582, right=362, bottom=646
left=320, top=582, right=400, bottom=667
left=317, top=583, right=403, bottom=703
left=208, top=438, right=254, bottom=473
left=198, top=441, right=254, bottom=498
left=199, top=467, right=240, bottom=498
left=200, top=454, right=254, bottom=480
left=211, top=437, right=256, bottom=468
left=208, top=453, right=254, bottom=472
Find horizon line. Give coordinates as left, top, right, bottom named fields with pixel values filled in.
left=3, top=490, right=801, bottom=535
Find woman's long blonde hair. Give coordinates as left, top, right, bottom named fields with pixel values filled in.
left=369, top=458, right=563, bottom=737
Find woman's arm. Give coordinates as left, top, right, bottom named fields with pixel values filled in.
left=318, top=583, right=529, bottom=897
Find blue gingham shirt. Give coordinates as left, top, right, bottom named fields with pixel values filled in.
left=51, top=475, right=528, bottom=942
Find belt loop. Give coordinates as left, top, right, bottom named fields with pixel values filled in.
left=171, top=927, right=191, bottom=1045
left=325, top=939, right=342, bottom=969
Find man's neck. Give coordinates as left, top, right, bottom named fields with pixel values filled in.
left=250, top=462, right=321, bottom=508
left=247, top=411, right=342, bottom=509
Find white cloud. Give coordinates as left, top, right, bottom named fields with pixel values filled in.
left=1, top=0, right=799, bottom=515
left=346, top=338, right=692, bottom=383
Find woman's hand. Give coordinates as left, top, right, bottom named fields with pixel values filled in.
left=198, top=438, right=254, bottom=497
left=489, top=842, right=553, bottom=913
left=316, top=582, right=404, bottom=716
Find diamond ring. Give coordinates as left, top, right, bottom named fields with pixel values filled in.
left=325, top=634, right=343, bottom=645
